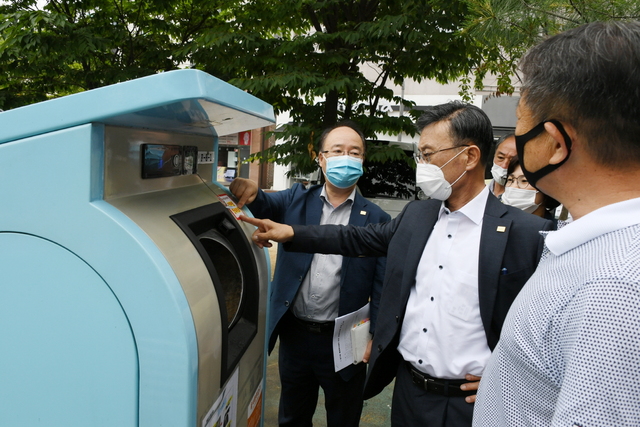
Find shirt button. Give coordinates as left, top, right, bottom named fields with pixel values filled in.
left=284, top=301, right=290, bottom=306
left=418, top=359, right=423, bottom=364
left=438, top=265, right=443, bottom=270
left=448, top=234, right=452, bottom=238
left=423, top=328, right=427, bottom=333
left=431, top=297, right=434, bottom=301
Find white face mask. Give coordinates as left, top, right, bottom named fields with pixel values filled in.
left=491, top=163, right=508, bottom=186
left=502, top=186, right=540, bottom=213
left=415, top=147, right=468, bottom=201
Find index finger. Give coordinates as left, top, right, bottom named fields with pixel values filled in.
left=239, top=215, right=262, bottom=227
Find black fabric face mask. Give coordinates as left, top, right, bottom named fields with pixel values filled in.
left=515, top=119, right=572, bottom=188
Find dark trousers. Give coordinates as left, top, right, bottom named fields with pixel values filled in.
left=277, top=312, right=367, bottom=427
left=390, top=362, right=474, bottom=427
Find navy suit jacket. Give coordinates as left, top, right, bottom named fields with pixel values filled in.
left=247, top=183, right=390, bottom=379
left=286, top=194, right=554, bottom=398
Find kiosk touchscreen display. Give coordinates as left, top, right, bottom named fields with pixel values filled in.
left=142, top=144, right=198, bottom=178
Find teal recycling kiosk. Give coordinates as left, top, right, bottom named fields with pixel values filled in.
left=0, top=70, right=274, bottom=427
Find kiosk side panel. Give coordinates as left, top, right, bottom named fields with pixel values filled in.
left=0, top=233, right=138, bottom=426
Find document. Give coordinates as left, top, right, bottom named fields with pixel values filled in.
left=333, top=303, right=371, bottom=372
left=350, top=321, right=372, bottom=364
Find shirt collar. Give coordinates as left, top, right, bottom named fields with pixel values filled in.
left=320, top=185, right=356, bottom=207
left=440, top=185, right=490, bottom=226
left=545, top=196, right=640, bottom=256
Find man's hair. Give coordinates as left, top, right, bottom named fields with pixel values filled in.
left=317, top=120, right=366, bottom=153
left=495, top=133, right=515, bottom=150
left=520, top=20, right=640, bottom=166
left=416, top=101, right=494, bottom=165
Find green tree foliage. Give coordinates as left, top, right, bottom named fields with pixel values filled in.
left=0, top=0, right=228, bottom=108
left=190, top=0, right=480, bottom=173
left=463, top=0, right=640, bottom=96
left=0, top=0, right=480, bottom=174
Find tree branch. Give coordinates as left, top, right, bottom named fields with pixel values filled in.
left=305, top=4, right=323, bottom=33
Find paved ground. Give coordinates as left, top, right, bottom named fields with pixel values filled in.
left=263, top=245, right=394, bottom=426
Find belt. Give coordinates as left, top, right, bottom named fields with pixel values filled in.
left=406, top=362, right=475, bottom=397
left=287, top=311, right=335, bottom=334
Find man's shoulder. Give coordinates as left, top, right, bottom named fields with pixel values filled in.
left=367, top=204, right=392, bottom=222
left=286, top=183, right=322, bottom=196
left=355, top=193, right=392, bottom=221
left=502, top=203, right=546, bottom=221
left=371, top=199, right=439, bottom=227
left=502, top=203, right=554, bottom=230
left=403, top=199, right=441, bottom=214
left=265, top=183, right=321, bottom=201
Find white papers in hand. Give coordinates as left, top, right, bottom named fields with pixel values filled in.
left=332, top=303, right=371, bottom=372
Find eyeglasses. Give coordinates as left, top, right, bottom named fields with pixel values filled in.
left=413, top=145, right=469, bottom=164
left=505, top=175, right=531, bottom=189
left=320, top=150, right=364, bottom=159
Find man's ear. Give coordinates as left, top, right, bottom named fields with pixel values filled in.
left=544, top=121, right=573, bottom=165
left=316, top=152, right=326, bottom=169
left=465, top=144, right=481, bottom=171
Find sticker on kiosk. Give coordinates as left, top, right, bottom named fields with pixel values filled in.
left=247, top=383, right=262, bottom=427
left=217, top=194, right=243, bottom=219
left=202, top=368, right=239, bottom=427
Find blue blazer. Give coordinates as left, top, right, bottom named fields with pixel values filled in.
left=247, top=184, right=390, bottom=366
left=285, top=194, right=554, bottom=397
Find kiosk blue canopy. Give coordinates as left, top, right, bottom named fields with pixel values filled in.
left=0, top=69, right=275, bottom=144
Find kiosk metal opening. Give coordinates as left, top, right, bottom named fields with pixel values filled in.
left=172, top=203, right=260, bottom=386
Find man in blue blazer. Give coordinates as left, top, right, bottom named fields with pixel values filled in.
left=241, top=102, right=554, bottom=427
left=230, top=121, right=390, bottom=427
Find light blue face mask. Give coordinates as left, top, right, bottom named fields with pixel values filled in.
left=324, top=155, right=364, bottom=189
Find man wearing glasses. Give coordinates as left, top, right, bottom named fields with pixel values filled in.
left=239, top=102, right=553, bottom=427
left=230, top=121, right=390, bottom=427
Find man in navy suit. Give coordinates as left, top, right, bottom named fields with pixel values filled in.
left=230, top=121, right=390, bottom=427
left=241, top=102, right=554, bottom=427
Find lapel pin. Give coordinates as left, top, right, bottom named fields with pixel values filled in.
left=496, top=226, right=506, bottom=233
left=360, top=210, right=367, bottom=216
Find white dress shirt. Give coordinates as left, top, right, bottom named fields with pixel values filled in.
left=398, top=186, right=492, bottom=379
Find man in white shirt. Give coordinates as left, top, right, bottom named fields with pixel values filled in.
left=240, top=102, right=553, bottom=427
left=473, top=21, right=640, bottom=426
